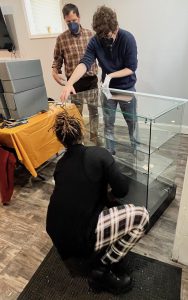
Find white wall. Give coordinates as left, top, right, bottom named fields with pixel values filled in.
left=0, top=0, right=188, bottom=120
left=72, top=0, right=188, bottom=97
left=70, top=0, right=188, bottom=124
left=0, top=0, right=62, bottom=100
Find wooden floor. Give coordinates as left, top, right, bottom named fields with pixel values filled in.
left=0, top=135, right=188, bottom=299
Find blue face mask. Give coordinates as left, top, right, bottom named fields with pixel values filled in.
left=68, top=22, right=80, bottom=35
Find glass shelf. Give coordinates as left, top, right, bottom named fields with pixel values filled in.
left=69, top=89, right=186, bottom=154
left=115, top=150, right=173, bottom=185
left=94, top=123, right=177, bottom=155
left=108, top=88, right=187, bottom=120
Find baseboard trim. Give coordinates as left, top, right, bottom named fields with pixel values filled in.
left=181, top=126, right=188, bottom=134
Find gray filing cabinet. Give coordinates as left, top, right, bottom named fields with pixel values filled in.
left=0, top=59, right=49, bottom=120
left=0, top=92, right=10, bottom=119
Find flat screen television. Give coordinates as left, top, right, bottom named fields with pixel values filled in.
left=0, top=7, right=14, bottom=51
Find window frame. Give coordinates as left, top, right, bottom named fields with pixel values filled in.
left=22, top=0, right=65, bottom=39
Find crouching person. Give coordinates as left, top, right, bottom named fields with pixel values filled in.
left=46, top=110, right=149, bottom=294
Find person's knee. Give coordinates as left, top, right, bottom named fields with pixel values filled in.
left=133, top=206, right=149, bottom=231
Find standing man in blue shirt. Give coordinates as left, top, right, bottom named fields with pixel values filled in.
left=60, top=5, right=138, bottom=155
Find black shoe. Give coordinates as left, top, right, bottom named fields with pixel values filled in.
left=88, top=262, right=132, bottom=294
left=110, top=257, right=130, bottom=276
left=89, top=248, right=108, bottom=270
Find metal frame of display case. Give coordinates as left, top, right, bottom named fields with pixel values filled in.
left=68, top=88, right=187, bottom=231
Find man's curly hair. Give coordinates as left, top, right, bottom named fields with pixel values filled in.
left=92, top=6, right=118, bottom=38
left=53, top=109, right=83, bottom=148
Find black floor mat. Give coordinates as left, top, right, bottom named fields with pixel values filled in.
left=18, top=247, right=182, bottom=300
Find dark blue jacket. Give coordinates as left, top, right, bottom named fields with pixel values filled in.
left=80, top=28, right=137, bottom=90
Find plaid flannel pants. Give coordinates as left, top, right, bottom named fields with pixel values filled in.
left=95, top=204, right=149, bottom=264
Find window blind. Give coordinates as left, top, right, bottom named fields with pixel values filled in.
left=24, top=0, right=62, bottom=35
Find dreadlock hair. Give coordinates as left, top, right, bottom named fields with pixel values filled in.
left=53, top=110, right=83, bottom=148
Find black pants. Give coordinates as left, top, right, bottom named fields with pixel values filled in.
left=73, top=75, right=98, bottom=93
left=70, top=76, right=99, bottom=140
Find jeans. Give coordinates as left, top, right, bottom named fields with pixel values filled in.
left=101, top=87, right=138, bottom=153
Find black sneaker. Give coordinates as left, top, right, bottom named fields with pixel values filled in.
left=110, top=257, right=130, bottom=276
left=88, top=262, right=132, bottom=294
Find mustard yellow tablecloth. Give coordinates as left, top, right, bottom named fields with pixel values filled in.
left=0, top=104, right=81, bottom=177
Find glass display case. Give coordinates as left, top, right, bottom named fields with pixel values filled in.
left=68, top=88, right=186, bottom=230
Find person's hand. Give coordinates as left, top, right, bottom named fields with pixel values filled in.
left=52, top=70, right=67, bottom=86
left=102, top=89, right=112, bottom=100
left=58, top=74, right=67, bottom=86
left=101, top=74, right=112, bottom=99
left=60, top=84, right=76, bottom=102
left=102, top=74, right=111, bottom=89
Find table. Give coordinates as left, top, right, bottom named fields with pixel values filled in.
left=0, top=103, right=81, bottom=177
